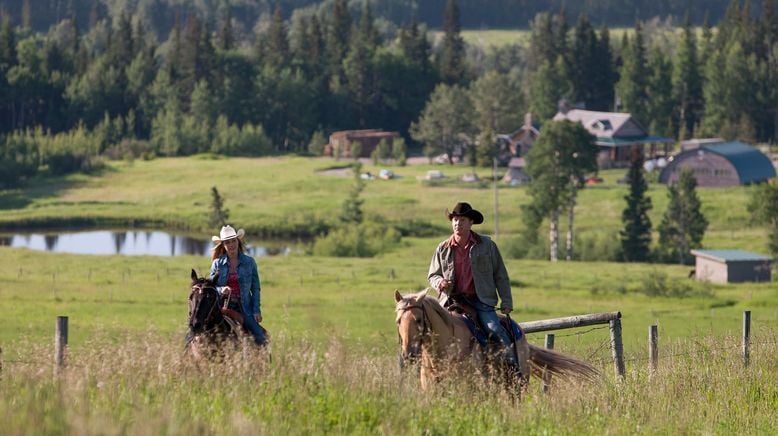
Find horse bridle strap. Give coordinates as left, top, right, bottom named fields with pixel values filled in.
left=194, top=284, right=221, bottom=328
left=397, top=303, right=431, bottom=340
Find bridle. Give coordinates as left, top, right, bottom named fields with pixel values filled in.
left=396, top=302, right=431, bottom=365
left=189, top=281, right=222, bottom=334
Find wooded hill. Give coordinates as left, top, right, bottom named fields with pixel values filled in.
left=0, top=0, right=776, bottom=189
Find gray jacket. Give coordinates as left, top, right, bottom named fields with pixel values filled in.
left=427, top=232, right=513, bottom=310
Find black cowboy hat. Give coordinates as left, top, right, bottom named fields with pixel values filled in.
left=446, top=202, right=484, bottom=224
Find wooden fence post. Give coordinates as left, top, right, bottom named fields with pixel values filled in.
left=742, top=310, right=751, bottom=368
left=648, top=325, right=658, bottom=377
left=543, top=334, right=555, bottom=393
left=609, top=319, right=625, bottom=380
left=54, top=316, right=68, bottom=374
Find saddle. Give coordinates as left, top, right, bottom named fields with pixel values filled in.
left=220, top=299, right=270, bottom=342
left=446, top=299, right=531, bottom=380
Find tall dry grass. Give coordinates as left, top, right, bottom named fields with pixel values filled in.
left=2, top=330, right=776, bottom=435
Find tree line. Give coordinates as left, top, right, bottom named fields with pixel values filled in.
left=2, top=0, right=762, bottom=35
left=1, top=0, right=777, bottom=188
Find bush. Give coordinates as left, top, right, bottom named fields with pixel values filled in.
left=308, top=130, right=328, bottom=156
left=573, top=231, right=621, bottom=262
left=103, top=139, right=156, bottom=161
left=312, top=222, right=402, bottom=257
left=638, top=271, right=714, bottom=298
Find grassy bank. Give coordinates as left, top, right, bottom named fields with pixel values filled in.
left=0, top=155, right=771, bottom=253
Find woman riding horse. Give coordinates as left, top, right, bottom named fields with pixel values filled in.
left=209, top=225, right=267, bottom=347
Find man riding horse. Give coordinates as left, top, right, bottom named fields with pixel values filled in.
left=428, top=202, right=521, bottom=375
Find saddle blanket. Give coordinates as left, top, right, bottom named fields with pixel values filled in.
left=460, top=314, right=524, bottom=348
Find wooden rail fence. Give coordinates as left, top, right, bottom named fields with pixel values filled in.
left=519, top=311, right=625, bottom=380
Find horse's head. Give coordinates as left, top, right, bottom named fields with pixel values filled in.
left=188, top=269, right=221, bottom=333
left=394, top=290, right=432, bottom=366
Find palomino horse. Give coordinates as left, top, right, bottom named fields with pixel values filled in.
left=187, top=269, right=252, bottom=359
left=395, top=290, right=599, bottom=391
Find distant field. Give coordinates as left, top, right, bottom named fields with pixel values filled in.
left=0, top=155, right=771, bottom=253
left=430, top=26, right=705, bottom=50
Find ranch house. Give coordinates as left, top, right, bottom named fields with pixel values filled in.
left=552, top=108, right=673, bottom=168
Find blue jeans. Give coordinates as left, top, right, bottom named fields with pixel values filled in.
left=243, top=314, right=268, bottom=346
left=466, top=297, right=517, bottom=366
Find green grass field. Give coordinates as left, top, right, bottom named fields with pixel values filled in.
left=1, top=156, right=776, bottom=434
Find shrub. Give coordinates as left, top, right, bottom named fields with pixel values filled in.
left=312, top=222, right=402, bottom=257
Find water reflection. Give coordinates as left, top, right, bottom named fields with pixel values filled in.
left=0, top=230, right=295, bottom=257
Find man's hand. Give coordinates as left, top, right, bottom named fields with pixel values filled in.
left=438, top=279, right=452, bottom=292
left=221, top=286, right=231, bottom=295
left=500, top=308, right=512, bottom=315
left=254, top=314, right=262, bottom=323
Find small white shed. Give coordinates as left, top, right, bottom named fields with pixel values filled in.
left=690, top=249, right=773, bottom=284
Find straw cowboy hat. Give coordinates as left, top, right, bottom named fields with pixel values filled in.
left=446, top=202, right=484, bottom=224
left=212, top=225, right=245, bottom=242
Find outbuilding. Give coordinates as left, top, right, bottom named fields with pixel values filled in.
left=690, top=249, right=773, bottom=283
left=659, top=141, right=776, bottom=187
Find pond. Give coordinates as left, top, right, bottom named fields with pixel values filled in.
left=0, top=230, right=297, bottom=257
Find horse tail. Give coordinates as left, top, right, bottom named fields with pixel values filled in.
left=527, top=343, right=600, bottom=382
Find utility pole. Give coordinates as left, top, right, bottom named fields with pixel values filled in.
left=493, top=157, right=499, bottom=240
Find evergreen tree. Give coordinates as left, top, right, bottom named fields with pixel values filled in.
left=570, top=13, right=597, bottom=108
left=657, top=169, right=708, bottom=264
left=528, top=56, right=572, bottom=121
left=672, top=17, right=703, bottom=139
left=615, top=23, right=648, bottom=122
left=555, top=6, right=570, bottom=69
left=0, top=15, right=17, bottom=70
left=620, top=148, right=652, bottom=262
left=325, top=0, right=352, bottom=90
left=438, top=0, right=466, bottom=85
left=588, top=25, right=615, bottom=111
left=343, top=34, right=375, bottom=128
left=645, top=45, right=674, bottom=138
left=528, top=12, right=556, bottom=70
left=216, top=6, right=234, bottom=51
left=765, top=0, right=778, bottom=142
left=340, top=162, right=365, bottom=224
left=357, top=1, right=379, bottom=51
left=265, top=4, right=290, bottom=70
left=399, top=15, right=431, bottom=73
left=107, top=12, right=133, bottom=71
left=748, top=182, right=778, bottom=256
left=209, top=186, right=230, bottom=227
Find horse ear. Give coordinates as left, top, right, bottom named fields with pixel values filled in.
left=394, top=290, right=403, bottom=302
left=191, top=269, right=198, bottom=282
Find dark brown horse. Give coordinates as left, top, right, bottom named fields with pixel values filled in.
left=186, top=269, right=241, bottom=359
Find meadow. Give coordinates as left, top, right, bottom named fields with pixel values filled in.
left=1, top=156, right=776, bottom=434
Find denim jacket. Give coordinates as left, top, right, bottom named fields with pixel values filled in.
left=209, top=252, right=261, bottom=317
left=428, top=232, right=512, bottom=310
